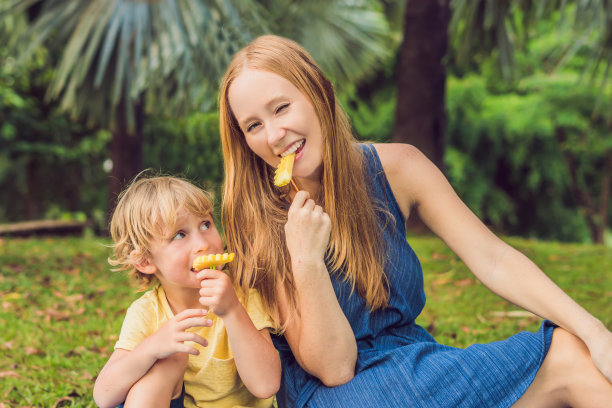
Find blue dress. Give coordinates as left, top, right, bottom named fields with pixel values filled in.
left=272, top=144, right=555, bottom=408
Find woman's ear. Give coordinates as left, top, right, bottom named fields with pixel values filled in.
left=130, top=250, right=157, bottom=275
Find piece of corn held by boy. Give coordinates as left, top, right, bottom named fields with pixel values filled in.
left=192, top=253, right=235, bottom=271
left=274, top=153, right=295, bottom=187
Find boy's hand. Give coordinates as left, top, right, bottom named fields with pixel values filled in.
left=148, top=308, right=212, bottom=360
left=197, top=269, right=239, bottom=317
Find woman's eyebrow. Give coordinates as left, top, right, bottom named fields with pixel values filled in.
left=237, top=95, right=287, bottom=127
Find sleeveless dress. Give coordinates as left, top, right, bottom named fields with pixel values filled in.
left=272, top=144, right=555, bottom=408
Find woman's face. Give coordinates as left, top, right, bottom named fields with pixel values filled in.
left=228, top=68, right=324, bottom=184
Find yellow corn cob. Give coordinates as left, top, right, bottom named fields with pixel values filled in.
left=274, top=153, right=295, bottom=187
left=192, top=252, right=235, bottom=271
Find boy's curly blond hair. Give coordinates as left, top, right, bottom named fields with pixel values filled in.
left=108, top=173, right=214, bottom=290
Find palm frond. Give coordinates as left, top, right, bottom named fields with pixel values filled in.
left=5, top=0, right=392, bottom=127
left=269, top=0, right=394, bottom=86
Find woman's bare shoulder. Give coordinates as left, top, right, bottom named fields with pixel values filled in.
left=370, top=143, right=434, bottom=216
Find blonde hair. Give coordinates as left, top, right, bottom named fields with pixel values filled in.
left=108, top=173, right=214, bottom=290
left=219, top=35, right=388, bottom=331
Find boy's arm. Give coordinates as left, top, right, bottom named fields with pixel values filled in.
left=93, top=308, right=211, bottom=408
left=93, top=344, right=158, bottom=408
left=198, top=270, right=281, bottom=398
left=223, top=307, right=281, bottom=399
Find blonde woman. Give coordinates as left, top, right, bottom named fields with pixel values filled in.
left=219, top=35, right=612, bottom=407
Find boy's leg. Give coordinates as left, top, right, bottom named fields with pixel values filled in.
left=123, top=352, right=188, bottom=408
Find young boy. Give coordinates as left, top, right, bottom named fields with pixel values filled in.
left=93, top=175, right=280, bottom=408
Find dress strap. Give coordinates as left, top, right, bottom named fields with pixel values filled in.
left=359, top=143, right=407, bottom=229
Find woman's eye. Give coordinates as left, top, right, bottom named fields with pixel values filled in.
left=246, top=122, right=260, bottom=132
left=172, top=231, right=186, bottom=240
left=200, top=221, right=211, bottom=231
left=276, top=103, right=289, bottom=114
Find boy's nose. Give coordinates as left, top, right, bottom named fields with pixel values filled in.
left=193, top=237, right=210, bottom=254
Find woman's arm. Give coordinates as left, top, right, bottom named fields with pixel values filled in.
left=278, top=191, right=357, bottom=386
left=376, top=143, right=612, bottom=380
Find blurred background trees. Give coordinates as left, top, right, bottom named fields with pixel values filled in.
left=1, top=0, right=611, bottom=244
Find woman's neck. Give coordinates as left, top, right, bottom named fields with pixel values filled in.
left=292, top=176, right=324, bottom=204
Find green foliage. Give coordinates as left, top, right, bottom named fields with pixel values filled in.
left=5, top=0, right=393, bottom=130
left=339, top=82, right=396, bottom=143
left=445, top=71, right=612, bottom=242
left=142, top=110, right=225, bottom=223
left=411, top=234, right=612, bottom=347
left=0, top=42, right=109, bottom=225
left=143, top=111, right=223, bottom=186
left=1, top=235, right=610, bottom=405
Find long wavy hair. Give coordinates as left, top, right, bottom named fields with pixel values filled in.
left=219, top=35, right=388, bottom=331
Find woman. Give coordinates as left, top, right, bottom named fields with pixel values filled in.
left=219, top=35, right=612, bottom=407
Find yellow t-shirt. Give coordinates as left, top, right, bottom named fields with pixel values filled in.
left=115, top=285, right=274, bottom=408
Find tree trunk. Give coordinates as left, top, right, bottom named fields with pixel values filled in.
left=595, top=152, right=611, bottom=244
left=106, top=99, right=144, bottom=231
left=394, top=0, right=449, bottom=233
left=393, top=0, right=449, bottom=172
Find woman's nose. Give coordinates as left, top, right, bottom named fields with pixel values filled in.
left=267, top=122, right=287, bottom=147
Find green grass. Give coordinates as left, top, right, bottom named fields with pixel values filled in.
left=411, top=235, right=612, bottom=347
left=1, top=235, right=611, bottom=406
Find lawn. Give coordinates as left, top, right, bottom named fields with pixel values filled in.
left=0, top=235, right=610, bottom=407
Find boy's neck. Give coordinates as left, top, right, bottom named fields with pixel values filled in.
left=163, top=286, right=202, bottom=314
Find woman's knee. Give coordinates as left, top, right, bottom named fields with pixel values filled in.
left=549, top=328, right=591, bottom=373
left=545, top=328, right=605, bottom=393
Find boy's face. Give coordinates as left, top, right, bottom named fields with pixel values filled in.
left=145, top=209, right=224, bottom=291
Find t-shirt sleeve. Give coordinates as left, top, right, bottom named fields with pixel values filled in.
left=114, top=295, right=157, bottom=351
left=244, top=289, right=274, bottom=331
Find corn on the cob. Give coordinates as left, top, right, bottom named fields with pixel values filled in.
left=192, top=252, right=235, bottom=271
left=274, top=153, right=295, bottom=187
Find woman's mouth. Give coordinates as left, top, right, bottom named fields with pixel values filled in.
left=280, top=139, right=305, bottom=158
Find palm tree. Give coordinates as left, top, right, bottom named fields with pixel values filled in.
left=2, top=0, right=392, bottom=224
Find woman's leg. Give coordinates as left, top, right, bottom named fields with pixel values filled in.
left=123, top=352, right=187, bottom=408
left=513, top=328, right=612, bottom=408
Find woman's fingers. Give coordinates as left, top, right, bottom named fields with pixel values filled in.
left=288, top=190, right=310, bottom=215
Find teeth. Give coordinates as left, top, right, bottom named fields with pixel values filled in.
left=281, top=140, right=304, bottom=157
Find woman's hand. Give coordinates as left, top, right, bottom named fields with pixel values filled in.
left=585, top=324, right=612, bottom=383
left=284, top=191, right=331, bottom=268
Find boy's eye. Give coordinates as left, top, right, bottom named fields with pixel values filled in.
left=200, top=221, right=211, bottom=231
left=172, top=231, right=186, bottom=240
left=276, top=103, right=289, bottom=114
